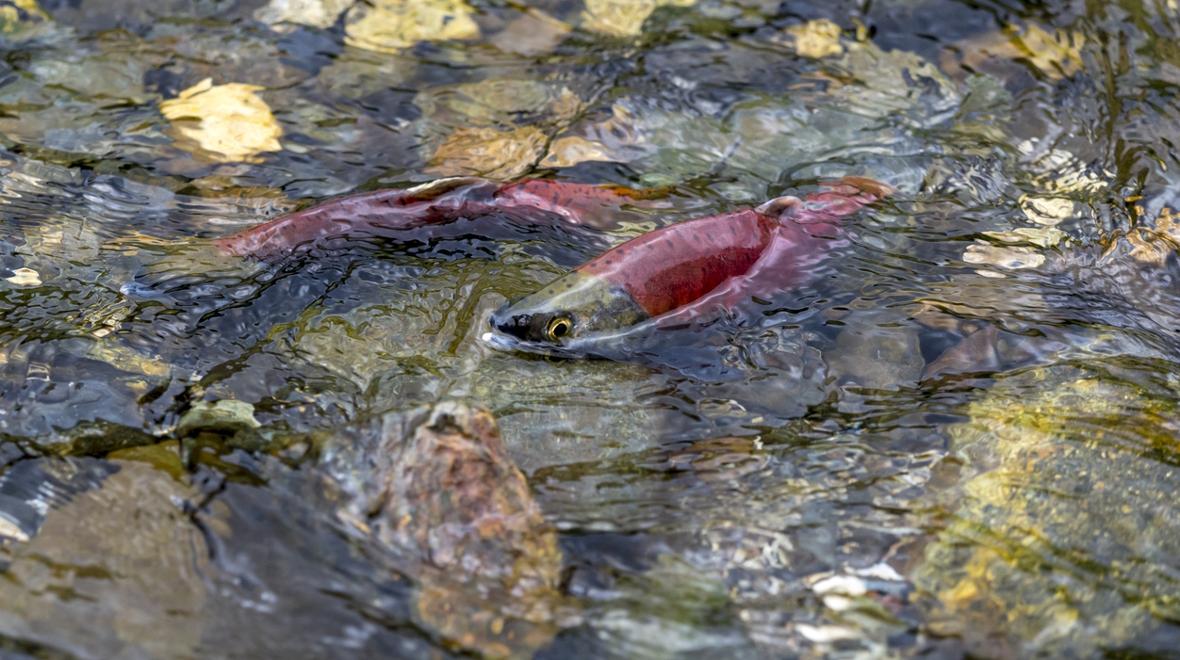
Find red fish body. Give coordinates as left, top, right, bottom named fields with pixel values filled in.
left=580, top=209, right=779, bottom=317
left=486, top=177, right=892, bottom=353
left=209, top=171, right=891, bottom=356
left=491, top=179, right=658, bottom=225
left=215, top=177, right=654, bottom=258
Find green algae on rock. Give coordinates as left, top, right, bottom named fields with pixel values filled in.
left=912, top=366, right=1180, bottom=656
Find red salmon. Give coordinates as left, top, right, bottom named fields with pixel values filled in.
left=485, top=176, right=893, bottom=353
left=215, top=177, right=656, bottom=258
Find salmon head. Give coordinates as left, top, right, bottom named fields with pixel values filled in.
left=483, top=271, right=650, bottom=357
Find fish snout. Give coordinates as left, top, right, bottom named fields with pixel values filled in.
left=489, top=307, right=536, bottom=341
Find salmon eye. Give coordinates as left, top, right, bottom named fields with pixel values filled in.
left=546, top=316, right=573, bottom=341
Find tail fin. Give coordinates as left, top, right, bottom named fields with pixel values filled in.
left=770, top=176, right=893, bottom=229
left=755, top=195, right=802, bottom=218
left=830, top=176, right=895, bottom=200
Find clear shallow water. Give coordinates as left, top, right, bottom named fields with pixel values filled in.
left=0, top=0, right=1178, bottom=657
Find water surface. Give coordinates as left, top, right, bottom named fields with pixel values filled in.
left=0, top=0, right=1178, bottom=657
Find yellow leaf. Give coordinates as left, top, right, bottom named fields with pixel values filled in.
left=1120, top=211, right=1180, bottom=266
left=783, top=19, right=844, bottom=59
left=1019, top=194, right=1075, bottom=226
left=962, top=243, right=1046, bottom=271
left=580, top=0, right=695, bottom=38
left=160, top=79, right=283, bottom=163
left=427, top=126, right=546, bottom=180
left=345, top=0, right=479, bottom=54
left=946, top=23, right=1084, bottom=81
left=0, top=0, right=48, bottom=32
left=12, top=0, right=45, bottom=18
left=982, top=226, right=1066, bottom=248
left=540, top=136, right=614, bottom=168
left=489, top=8, right=571, bottom=56
left=1011, top=24, right=1085, bottom=79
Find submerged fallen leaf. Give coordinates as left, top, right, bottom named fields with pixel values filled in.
left=982, top=226, right=1066, bottom=248
left=88, top=342, right=171, bottom=378
left=1016, top=142, right=1107, bottom=195
left=945, top=23, right=1084, bottom=81
left=427, top=126, right=546, bottom=180
left=5, top=267, right=41, bottom=286
left=1012, top=24, right=1085, bottom=79
left=489, top=8, right=571, bottom=56
left=1020, top=194, right=1076, bottom=226
left=254, top=0, right=353, bottom=29
left=1115, top=210, right=1180, bottom=266
left=580, top=0, right=694, bottom=37
left=418, top=79, right=579, bottom=128
left=160, top=79, right=283, bottom=163
left=344, top=0, right=479, bottom=53
left=963, top=243, right=1046, bottom=271
left=540, top=136, right=615, bottom=168
left=781, top=19, right=844, bottom=59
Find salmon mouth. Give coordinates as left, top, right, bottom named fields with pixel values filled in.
left=481, top=308, right=646, bottom=359
left=479, top=330, right=591, bottom=359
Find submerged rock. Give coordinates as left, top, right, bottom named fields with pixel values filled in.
left=0, top=402, right=570, bottom=656
left=0, top=459, right=210, bottom=658
left=177, top=400, right=261, bottom=436
left=545, top=34, right=959, bottom=197
left=343, top=0, right=479, bottom=53
left=254, top=0, right=353, bottom=30
left=826, top=310, right=924, bottom=390
left=327, top=401, right=570, bottom=656
left=911, top=366, right=1180, bottom=656
left=489, top=7, right=570, bottom=56
left=426, top=125, right=547, bottom=180
left=579, top=0, right=695, bottom=38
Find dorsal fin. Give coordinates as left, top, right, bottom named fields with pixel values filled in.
left=400, top=176, right=489, bottom=203
left=832, top=176, right=895, bottom=199
left=755, top=195, right=801, bottom=220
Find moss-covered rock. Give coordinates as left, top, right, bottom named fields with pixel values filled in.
left=912, top=365, right=1180, bottom=655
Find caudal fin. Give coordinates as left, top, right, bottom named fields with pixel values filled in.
left=770, top=176, right=893, bottom=228
left=831, top=176, right=895, bottom=199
